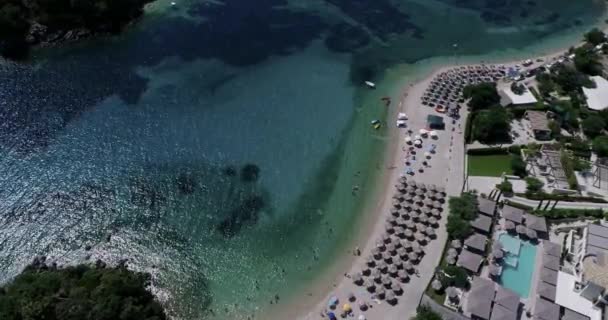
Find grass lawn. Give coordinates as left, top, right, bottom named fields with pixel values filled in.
left=467, top=154, right=513, bottom=177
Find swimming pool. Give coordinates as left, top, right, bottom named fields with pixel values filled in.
left=498, top=234, right=537, bottom=298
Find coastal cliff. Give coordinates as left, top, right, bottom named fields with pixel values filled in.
left=0, top=0, right=154, bottom=59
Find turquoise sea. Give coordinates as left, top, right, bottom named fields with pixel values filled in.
left=0, top=0, right=605, bottom=318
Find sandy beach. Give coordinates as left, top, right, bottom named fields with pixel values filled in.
left=258, top=23, right=608, bottom=320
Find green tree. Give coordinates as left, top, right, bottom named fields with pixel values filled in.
left=511, top=154, right=527, bottom=178
left=593, top=135, right=608, bottom=157
left=552, top=64, right=591, bottom=93
left=414, top=305, right=442, bottom=320
left=525, top=177, right=544, bottom=194
left=441, top=265, right=470, bottom=288
left=496, top=179, right=513, bottom=194
left=548, top=120, right=561, bottom=138
left=573, top=47, right=603, bottom=76
left=0, top=260, right=167, bottom=320
left=472, top=106, right=511, bottom=144
left=463, top=82, right=500, bottom=110
left=582, top=115, right=606, bottom=138
left=585, top=28, right=607, bottom=46
left=536, top=73, right=555, bottom=97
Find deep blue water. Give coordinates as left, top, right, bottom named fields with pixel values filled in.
left=0, top=0, right=605, bottom=318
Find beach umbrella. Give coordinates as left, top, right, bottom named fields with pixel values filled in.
left=489, top=264, right=502, bottom=277
left=433, top=201, right=442, bottom=208
left=392, top=281, right=402, bottom=293
left=416, top=222, right=426, bottom=231
left=421, top=207, right=431, bottom=215
left=396, top=247, right=407, bottom=259
left=426, top=227, right=436, bottom=237
left=404, top=261, right=414, bottom=271
left=390, top=208, right=401, bottom=217
left=381, top=253, right=391, bottom=264
left=382, top=276, right=392, bottom=288
left=415, top=189, right=425, bottom=196
left=526, top=229, right=538, bottom=239
left=359, top=301, right=368, bottom=311
left=402, top=229, right=413, bottom=239
left=362, top=266, right=371, bottom=276
left=348, top=292, right=356, bottom=302
left=408, top=251, right=419, bottom=261
left=423, top=198, right=433, bottom=206
left=386, top=291, right=397, bottom=304
left=372, top=248, right=381, bottom=260
left=407, top=180, right=416, bottom=187
left=398, top=270, right=409, bottom=282
left=353, top=273, right=363, bottom=285
left=432, top=279, right=443, bottom=291
left=395, top=226, right=405, bottom=237
left=418, top=215, right=428, bottom=224
left=399, top=176, right=407, bottom=184
left=430, top=130, right=438, bottom=137
left=427, top=190, right=437, bottom=198
left=424, top=151, right=431, bottom=158
left=504, top=220, right=516, bottom=231
left=431, top=208, right=441, bottom=216
left=364, top=279, right=375, bottom=293
left=399, top=208, right=409, bottom=218
left=414, top=135, right=422, bottom=140
left=419, top=129, right=428, bottom=136
left=446, top=287, right=458, bottom=300
left=416, top=182, right=426, bottom=190
left=414, top=139, right=422, bottom=146
left=382, top=233, right=391, bottom=243
left=447, top=248, right=458, bottom=257
left=405, top=220, right=416, bottom=230
left=385, top=223, right=394, bottom=234
left=386, top=243, right=396, bottom=253
left=437, top=186, right=446, bottom=194
left=392, top=199, right=401, bottom=208
left=428, top=216, right=438, bottom=226
left=397, top=184, right=406, bottom=192
left=372, top=268, right=382, bottom=280
left=376, top=287, right=386, bottom=299
left=396, top=217, right=406, bottom=226
left=405, top=185, right=415, bottom=193
left=516, top=225, right=527, bottom=235
left=388, top=265, right=398, bottom=276
left=401, top=241, right=412, bottom=251
left=414, top=195, right=423, bottom=203
left=387, top=215, right=397, bottom=225
left=428, top=184, right=437, bottom=191
left=450, top=239, right=462, bottom=249
left=492, top=249, right=504, bottom=259
left=366, top=257, right=375, bottom=267
left=413, top=245, right=422, bottom=254
left=328, top=296, right=339, bottom=307
left=392, top=194, right=402, bottom=200
left=446, top=255, right=456, bottom=265
left=343, top=303, right=352, bottom=313
left=415, top=232, right=426, bottom=243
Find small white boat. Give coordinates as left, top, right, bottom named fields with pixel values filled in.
left=171, top=1, right=176, bottom=5
left=365, top=81, right=376, bottom=89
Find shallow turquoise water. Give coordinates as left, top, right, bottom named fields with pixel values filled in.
left=0, top=0, right=605, bottom=318
left=499, top=234, right=537, bottom=298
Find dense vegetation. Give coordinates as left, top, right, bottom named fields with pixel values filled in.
left=446, top=192, right=477, bottom=240
left=463, top=82, right=500, bottom=111
left=0, top=0, right=153, bottom=58
left=0, top=259, right=167, bottom=320
left=414, top=305, right=442, bottom=320
left=472, top=106, right=511, bottom=144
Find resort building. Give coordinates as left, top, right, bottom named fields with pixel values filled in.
left=458, top=249, right=485, bottom=273
left=582, top=76, right=608, bottom=111
left=478, top=198, right=497, bottom=217
left=502, top=205, right=524, bottom=225
left=554, top=224, right=608, bottom=320
left=464, top=277, right=520, bottom=320
left=524, top=111, right=551, bottom=141
left=472, top=215, right=493, bottom=234
left=498, top=83, right=538, bottom=107
left=465, top=233, right=489, bottom=254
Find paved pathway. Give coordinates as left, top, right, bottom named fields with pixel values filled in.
left=507, top=196, right=608, bottom=210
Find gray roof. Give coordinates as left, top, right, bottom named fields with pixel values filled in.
left=562, top=309, right=591, bottom=320
left=467, top=277, right=495, bottom=320
left=525, top=111, right=550, bottom=132
left=491, top=304, right=518, bottom=320
left=526, top=214, right=548, bottom=233
left=494, top=286, right=519, bottom=312
left=580, top=281, right=604, bottom=302
left=587, top=234, right=608, bottom=251
left=543, top=241, right=561, bottom=257
left=502, top=205, right=524, bottom=224
left=542, top=255, right=560, bottom=271
left=540, top=268, right=558, bottom=285
left=534, top=298, right=560, bottom=320
left=465, top=233, right=488, bottom=252
left=537, top=281, right=556, bottom=302
left=478, top=198, right=496, bottom=216
left=457, top=250, right=484, bottom=273
left=472, top=215, right=493, bottom=233
left=587, top=224, right=608, bottom=238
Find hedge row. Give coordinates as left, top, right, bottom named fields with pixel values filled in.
left=532, top=208, right=605, bottom=219
left=464, top=112, right=474, bottom=144
left=466, top=145, right=522, bottom=156
left=517, top=193, right=608, bottom=203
